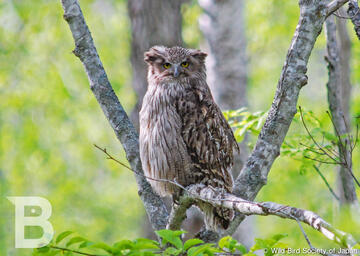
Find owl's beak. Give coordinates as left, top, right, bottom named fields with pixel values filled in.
left=173, top=65, right=180, bottom=78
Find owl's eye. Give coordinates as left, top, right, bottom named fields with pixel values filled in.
left=163, top=63, right=171, bottom=69
left=181, top=61, right=189, bottom=68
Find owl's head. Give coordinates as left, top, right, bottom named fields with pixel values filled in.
left=144, top=46, right=207, bottom=83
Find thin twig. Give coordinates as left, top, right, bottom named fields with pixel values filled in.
left=94, top=144, right=188, bottom=191
left=300, top=143, right=327, bottom=155
left=304, top=155, right=339, bottom=165
left=94, top=144, right=259, bottom=206
left=313, top=165, right=340, bottom=201
left=299, top=107, right=340, bottom=162
left=295, top=219, right=315, bottom=250
left=300, top=108, right=360, bottom=187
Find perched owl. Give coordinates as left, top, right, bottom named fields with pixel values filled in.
left=139, top=46, right=239, bottom=231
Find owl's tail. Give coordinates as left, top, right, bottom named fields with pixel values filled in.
left=198, top=202, right=234, bottom=231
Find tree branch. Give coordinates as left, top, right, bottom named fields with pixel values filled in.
left=347, top=0, right=360, bottom=39
left=327, top=0, right=350, bottom=17
left=186, top=184, right=357, bottom=249
left=166, top=196, right=195, bottom=231
left=60, top=0, right=169, bottom=232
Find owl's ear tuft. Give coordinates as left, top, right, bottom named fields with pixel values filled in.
left=190, top=50, right=207, bottom=62
left=144, top=46, right=166, bottom=64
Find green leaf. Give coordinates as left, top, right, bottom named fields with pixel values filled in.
left=55, top=231, right=73, bottom=244
left=272, top=233, right=288, bottom=242
left=249, top=238, right=268, bottom=252
left=155, top=230, right=186, bottom=249
left=91, top=242, right=114, bottom=253
left=113, top=240, right=134, bottom=250
left=218, top=236, right=231, bottom=249
left=184, top=238, right=204, bottom=250
left=187, top=244, right=219, bottom=256
left=66, top=236, right=87, bottom=247
left=133, top=238, right=160, bottom=250
left=79, top=241, right=95, bottom=248
left=164, top=247, right=182, bottom=255
left=235, top=244, right=248, bottom=254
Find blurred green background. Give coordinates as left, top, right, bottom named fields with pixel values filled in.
left=0, top=0, right=359, bottom=255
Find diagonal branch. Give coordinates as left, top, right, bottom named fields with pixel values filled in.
left=60, top=0, right=169, bottom=232
left=186, top=184, right=358, bottom=249
left=327, top=0, right=351, bottom=17
left=227, top=0, right=350, bottom=238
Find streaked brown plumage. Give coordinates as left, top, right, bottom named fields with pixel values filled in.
left=139, top=46, right=239, bottom=230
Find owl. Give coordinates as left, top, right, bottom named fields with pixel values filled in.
left=139, top=46, right=239, bottom=231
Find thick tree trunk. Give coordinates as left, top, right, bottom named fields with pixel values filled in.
left=198, top=0, right=253, bottom=245
left=336, top=12, right=352, bottom=128
left=127, top=0, right=184, bottom=130
left=325, top=15, right=358, bottom=206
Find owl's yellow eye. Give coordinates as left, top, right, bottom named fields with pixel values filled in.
left=181, top=61, right=189, bottom=68
left=163, top=63, right=171, bottom=69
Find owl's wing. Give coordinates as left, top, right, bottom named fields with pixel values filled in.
left=178, top=84, right=239, bottom=192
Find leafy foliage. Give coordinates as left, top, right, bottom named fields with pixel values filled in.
left=33, top=230, right=291, bottom=256
left=224, top=107, right=349, bottom=175
left=223, top=108, right=267, bottom=143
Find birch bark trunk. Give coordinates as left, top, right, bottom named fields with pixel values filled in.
left=325, top=15, right=358, bottom=206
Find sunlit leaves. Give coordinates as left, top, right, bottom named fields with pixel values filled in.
left=223, top=108, right=267, bottom=143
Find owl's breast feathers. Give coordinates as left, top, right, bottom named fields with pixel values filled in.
left=139, top=78, right=238, bottom=198
left=176, top=79, right=239, bottom=193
